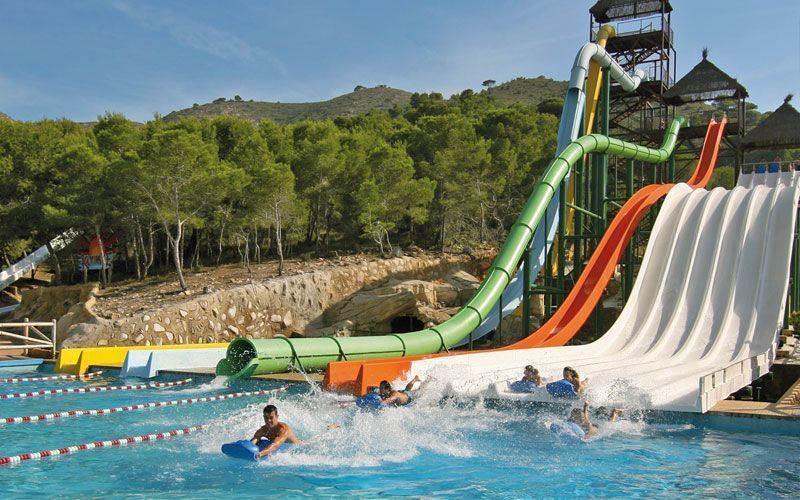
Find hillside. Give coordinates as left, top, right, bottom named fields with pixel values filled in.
left=0, top=111, right=13, bottom=122
left=164, top=86, right=414, bottom=124
left=164, top=77, right=571, bottom=124
left=482, top=76, right=568, bottom=106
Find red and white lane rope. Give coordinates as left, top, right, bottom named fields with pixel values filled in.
left=0, top=425, right=204, bottom=465
left=0, top=371, right=104, bottom=384
left=0, top=386, right=289, bottom=424
left=0, top=378, right=192, bottom=400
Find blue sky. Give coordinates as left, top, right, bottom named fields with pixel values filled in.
left=0, top=0, right=797, bottom=122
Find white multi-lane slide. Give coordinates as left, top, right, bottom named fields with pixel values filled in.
left=408, top=171, right=800, bottom=413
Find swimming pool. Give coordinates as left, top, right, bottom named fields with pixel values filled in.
left=0, top=365, right=798, bottom=497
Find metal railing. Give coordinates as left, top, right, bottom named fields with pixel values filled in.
left=740, top=160, right=800, bottom=174
left=0, top=318, right=58, bottom=358
left=592, top=15, right=673, bottom=44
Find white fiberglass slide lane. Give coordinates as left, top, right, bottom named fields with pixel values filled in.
left=408, top=172, right=800, bottom=413
left=120, top=348, right=227, bottom=378
left=0, top=229, right=78, bottom=291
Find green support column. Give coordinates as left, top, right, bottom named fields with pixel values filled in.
left=497, top=291, right=503, bottom=344
left=522, top=240, right=532, bottom=340
left=545, top=206, right=553, bottom=317
left=557, top=179, right=566, bottom=308
left=593, top=67, right=611, bottom=338
left=574, top=154, right=584, bottom=278
left=668, top=154, right=676, bottom=183
left=624, top=159, right=635, bottom=299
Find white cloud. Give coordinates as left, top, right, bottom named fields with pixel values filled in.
left=110, top=1, right=287, bottom=75
left=0, top=74, right=54, bottom=110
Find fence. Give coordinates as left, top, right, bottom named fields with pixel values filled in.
left=0, top=318, right=57, bottom=358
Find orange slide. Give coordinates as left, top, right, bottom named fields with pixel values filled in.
left=325, top=118, right=727, bottom=394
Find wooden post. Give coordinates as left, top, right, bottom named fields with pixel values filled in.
left=23, top=317, right=29, bottom=356
left=51, top=319, right=58, bottom=359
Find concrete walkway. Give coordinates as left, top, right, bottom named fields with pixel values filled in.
left=710, top=399, right=800, bottom=420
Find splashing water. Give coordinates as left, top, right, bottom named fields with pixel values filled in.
left=1, top=368, right=798, bottom=497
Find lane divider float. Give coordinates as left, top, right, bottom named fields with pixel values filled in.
left=0, top=386, right=289, bottom=424
left=0, top=378, right=192, bottom=400
left=0, top=371, right=104, bottom=384
left=0, top=425, right=205, bottom=465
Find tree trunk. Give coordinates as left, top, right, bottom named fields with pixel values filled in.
left=275, top=205, right=284, bottom=276
left=45, top=241, right=62, bottom=285
left=217, top=219, right=226, bottom=266
left=94, top=224, right=108, bottom=288
left=480, top=202, right=486, bottom=243
left=164, top=221, right=187, bottom=291
left=138, top=222, right=155, bottom=279
left=253, top=226, right=261, bottom=264
left=438, top=190, right=447, bottom=252
left=131, top=227, right=142, bottom=280
left=244, top=232, right=251, bottom=273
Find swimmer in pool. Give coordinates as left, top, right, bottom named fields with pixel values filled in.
left=568, top=402, right=621, bottom=438
left=250, top=404, right=301, bottom=459
left=568, top=401, right=598, bottom=437
left=378, top=380, right=411, bottom=406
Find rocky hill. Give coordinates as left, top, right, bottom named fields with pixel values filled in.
left=0, top=111, right=13, bottom=122
left=164, top=77, right=570, bottom=124
left=483, top=76, right=568, bottom=106
left=164, top=86, right=414, bottom=124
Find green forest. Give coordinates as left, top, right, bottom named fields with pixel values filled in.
left=3, top=84, right=796, bottom=291
left=0, top=91, right=559, bottom=289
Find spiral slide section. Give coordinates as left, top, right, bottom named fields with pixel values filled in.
left=407, top=169, right=800, bottom=413
left=325, top=117, right=726, bottom=394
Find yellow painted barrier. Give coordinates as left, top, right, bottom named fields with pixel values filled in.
left=56, top=343, right=229, bottom=374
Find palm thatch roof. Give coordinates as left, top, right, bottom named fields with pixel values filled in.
left=590, top=0, right=672, bottom=23
left=743, top=95, right=800, bottom=150
left=663, top=49, right=748, bottom=104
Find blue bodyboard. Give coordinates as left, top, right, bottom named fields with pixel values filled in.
left=221, top=439, right=291, bottom=461
left=355, top=392, right=383, bottom=410
left=550, top=421, right=586, bottom=441
left=546, top=379, right=578, bottom=398
left=509, top=379, right=539, bottom=393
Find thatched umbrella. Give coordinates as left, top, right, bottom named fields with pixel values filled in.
left=743, top=94, right=800, bottom=150
left=663, top=48, right=748, bottom=104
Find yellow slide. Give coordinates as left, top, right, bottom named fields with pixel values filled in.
left=552, top=25, right=615, bottom=275
left=56, top=343, right=229, bottom=374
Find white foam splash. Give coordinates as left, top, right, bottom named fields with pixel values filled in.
left=192, top=375, right=525, bottom=468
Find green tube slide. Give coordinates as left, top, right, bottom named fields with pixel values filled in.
left=216, top=117, right=688, bottom=379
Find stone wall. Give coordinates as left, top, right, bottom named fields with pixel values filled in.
left=56, top=252, right=492, bottom=348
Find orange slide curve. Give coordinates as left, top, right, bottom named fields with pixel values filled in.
left=325, top=118, right=727, bottom=394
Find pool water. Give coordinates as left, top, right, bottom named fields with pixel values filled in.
left=0, top=365, right=798, bottom=497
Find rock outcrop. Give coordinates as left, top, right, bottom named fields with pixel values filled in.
left=20, top=252, right=492, bottom=348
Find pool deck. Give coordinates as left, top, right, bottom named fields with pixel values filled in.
left=709, top=400, right=800, bottom=420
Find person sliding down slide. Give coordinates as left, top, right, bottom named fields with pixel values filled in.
left=222, top=404, right=301, bottom=460
left=546, top=366, right=588, bottom=398
left=250, top=404, right=301, bottom=458
left=510, top=365, right=546, bottom=393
